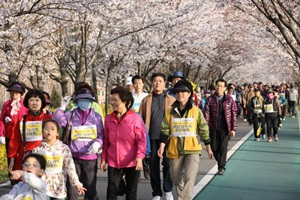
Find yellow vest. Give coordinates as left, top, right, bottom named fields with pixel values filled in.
left=165, top=106, right=202, bottom=159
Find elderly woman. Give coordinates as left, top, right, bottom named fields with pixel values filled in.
left=8, top=89, right=52, bottom=173
left=53, top=88, right=104, bottom=200
left=100, top=86, right=146, bottom=200
left=0, top=82, right=28, bottom=185
left=158, top=80, right=213, bottom=200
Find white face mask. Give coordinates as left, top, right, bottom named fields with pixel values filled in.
left=77, top=99, right=92, bottom=111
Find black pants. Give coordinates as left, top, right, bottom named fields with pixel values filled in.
left=252, top=116, right=266, bottom=138
left=265, top=117, right=278, bottom=138
left=67, top=158, right=98, bottom=200
left=107, top=166, right=139, bottom=200
left=210, top=130, right=230, bottom=170
left=281, top=104, right=287, bottom=118
left=149, top=139, right=173, bottom=197
left=288, top=101, right=297, bottom=116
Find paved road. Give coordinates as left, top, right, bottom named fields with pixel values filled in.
left=194, top=116, right=300, bottom=200
left=0, top=118, right=253, bottom=199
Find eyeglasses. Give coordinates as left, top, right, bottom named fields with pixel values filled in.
left=22, top=163, right=40, bottom=168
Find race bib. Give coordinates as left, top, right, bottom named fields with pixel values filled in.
left=71, top=125, right=97, bottom=141
left=279, top=92, right=285, bottom=99
left=171, top=118, right=195, bottom=137
left=20, top=121, right=43, bottom=142
left=41, top=152, right=63, bottom=174
left=264, top=103, right=274, bottom=113
left=17, top=194, right=33, bottom=200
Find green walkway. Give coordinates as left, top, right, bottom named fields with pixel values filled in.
left=194, top=117, right=300, bottom=200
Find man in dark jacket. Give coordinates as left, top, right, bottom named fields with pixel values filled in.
left=204, top=78, right=238, bottom=175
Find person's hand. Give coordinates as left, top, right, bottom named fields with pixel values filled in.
left=8, top=158, right=15, bottom=171
left=76, top=184, right=87, bottom=195
left=0, top=136, right=5, bottom=145
left=60, top=96, right=72, bottom=110
left=206, top=145, right=213, bottom=160
left=230, top=130, right=236, bottom=138
left=5, top=116, right=12, bottom=124
left=9, top=170, right=23, bottom=180
left=88, top=142, right=101, bottom=154
left=257, top=109, right=262, bottom=114
left=100, top=160, right=106, bottom=172
left=157, top=143, right=166, bottom=158
left=135, top=158, right=143, bottom=171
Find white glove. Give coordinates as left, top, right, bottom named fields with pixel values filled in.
left=0, top=136, right=5, bottom=144
left=5, top=116, right=12, bottom=123
left=88, top=142, right=101, bottom=154
left=60, top=96, right=72, bottom=110
left=257, top=109, right=262, bottom=114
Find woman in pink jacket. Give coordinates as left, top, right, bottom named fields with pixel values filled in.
left=100, top=86, right=146, bottom=200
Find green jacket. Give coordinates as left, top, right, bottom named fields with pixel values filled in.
left=161, top=104, right=210, bottom=158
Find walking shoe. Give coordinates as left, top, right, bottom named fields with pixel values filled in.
left=144, top=170, right=150, bottom=179
left=152, top=196, right=162, bottom=200
left=283, top=118, right=286, bottom=121
left=292, top=115, right=295, bottom=118
left=255, top=138, right=260, bottom=142
left=267, top=137, right=272, bottom=142
left=274, top=135, right=279, bottom=141
left=164, top=192, right=173, bottom=200
left=262, top=134, right=266, bottom=140
left=217, top=169, right=225, bottom=175
left=244, top=119, right=247, bottom=122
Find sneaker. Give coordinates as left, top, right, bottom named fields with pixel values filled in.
left=164, top=192, right=173, bottom=200
left=267, top=137, right=272, bottom=142
left=152, top=196, right=162, bottom=200
left=244, top=119, right=247, bottom=122
left=144, top=170, right=150, bottom=179
left=217, top=169, right=225, bottom=175
left=283, top=118, right=286, bottom=121
left=255, top=138, right=260, bottom=142
left=262, top=134, right=266, bottom=140
left=292, top=116, right=295, bottom=118
left=274, top=135, right=279, bottom=141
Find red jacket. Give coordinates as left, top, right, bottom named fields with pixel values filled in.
left=0, top=120, right=4, bottom=137
left=1, top=99, right=28, bottom=138
left=204, top=94, right=237, bottom=133
left=8, top=111, right=52, bottom=170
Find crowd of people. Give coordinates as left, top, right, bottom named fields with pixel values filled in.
left=0, top=72, right=297, bottom=200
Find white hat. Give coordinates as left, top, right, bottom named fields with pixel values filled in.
left=126, top=77, right=133, bottom=86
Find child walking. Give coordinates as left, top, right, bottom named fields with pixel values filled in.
left=32, top=119, right=86, bottom=199
left=1, top=154, right=47, bottom=199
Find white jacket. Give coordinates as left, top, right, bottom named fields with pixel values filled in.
left=1, top=172, right=46, bottom=200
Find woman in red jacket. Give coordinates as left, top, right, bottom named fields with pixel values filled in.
left=8, top=89, right=52, bottom=173
left=0, top=82, right=28, bottom=185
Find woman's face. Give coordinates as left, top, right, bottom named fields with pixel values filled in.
left=10, top=91, right=21, bottom=101
left=28, top=96, right=42, bottom=112
left=111, top=93, right=127, bottom=113
left=175, top=91, right=191, bottom=105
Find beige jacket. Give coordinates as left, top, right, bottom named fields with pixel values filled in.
left=139, top=91, right=175, bottom=131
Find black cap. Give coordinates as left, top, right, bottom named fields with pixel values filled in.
left=173, top=80, right=193, bottom=93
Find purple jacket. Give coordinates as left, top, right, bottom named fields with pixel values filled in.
left=53, top=109, right=104, bottom=160
left=204, top=94, right=237, bottom=133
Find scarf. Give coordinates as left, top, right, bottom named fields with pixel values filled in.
left=10, top=99, right=21, bottom=116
